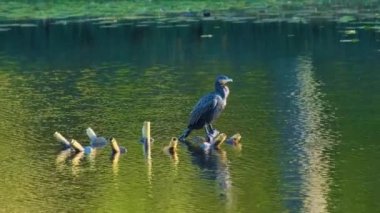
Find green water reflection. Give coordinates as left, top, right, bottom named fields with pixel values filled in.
left=0, top=19, right=379, bottom=212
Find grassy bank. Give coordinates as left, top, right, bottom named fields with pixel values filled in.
left=0, top=0, right=379, bottom=21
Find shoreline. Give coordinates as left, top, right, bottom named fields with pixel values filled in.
left=0, top=1, right=379, bottom=23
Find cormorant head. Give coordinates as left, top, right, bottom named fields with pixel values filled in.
left=216, top=75, right=233, bottom=86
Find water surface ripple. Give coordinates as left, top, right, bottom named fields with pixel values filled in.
left=0, top=19, right=379, bottom=212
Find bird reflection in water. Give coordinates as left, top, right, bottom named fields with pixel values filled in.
left=214, top=149, right=233, bottom=208
left=184, top=133, right=233, bottom=207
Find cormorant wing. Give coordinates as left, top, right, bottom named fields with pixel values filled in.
left=189, top=93, right=218, bottom=125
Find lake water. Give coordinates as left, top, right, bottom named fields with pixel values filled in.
left=0, top=18, right=379, bottom=212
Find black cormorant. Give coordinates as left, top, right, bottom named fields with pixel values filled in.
left=179, top=75, right=233, bottom=142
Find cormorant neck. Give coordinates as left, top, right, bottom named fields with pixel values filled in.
left=215, top=82, right=229, bottom=99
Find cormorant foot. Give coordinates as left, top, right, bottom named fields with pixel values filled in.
left=206, top=134, right=215, bottom=145
left=210, top=129, right=219, bottom=138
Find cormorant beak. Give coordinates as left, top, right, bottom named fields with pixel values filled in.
left=220, top=78, right=233, bottom=85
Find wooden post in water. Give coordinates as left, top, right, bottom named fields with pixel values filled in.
left=146, top=122, right=151, bottom=158
left=142, top=121, right=151, bottom=159
left=142, top=121, right=152, bottom=185
left=110, top=137, right=120, bottom=153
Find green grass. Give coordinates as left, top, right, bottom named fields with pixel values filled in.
left=0, top=0, right=379, bottom=21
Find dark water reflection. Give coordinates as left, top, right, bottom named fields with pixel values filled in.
left=0, top=19, right=379, bottom=212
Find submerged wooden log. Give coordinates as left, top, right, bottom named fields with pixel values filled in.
left=53, top=132, right=71, bottom=148
left=226, top=133, right=242, bottom=145
left=213, top=133, right=227, bottom=149
left=70, top=139, right=94, bottom=154
left=110, top=137, right=126, bottom=154
left=70, top=139, right=84, bottom=152
left=185, top=132, right=228, bottom=153
left=86, top=127, right=108, bottom=148
left=86, top=127, right=97, bottom=141
left=110, top=137, right=120, bottom=153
